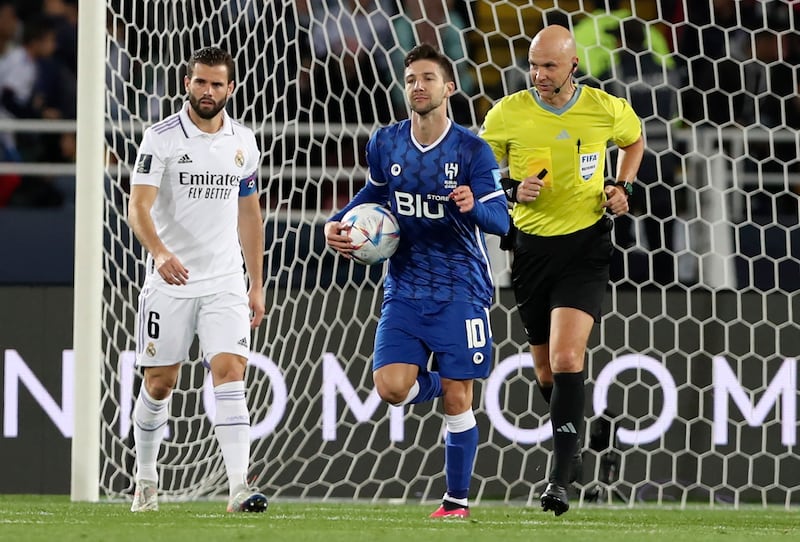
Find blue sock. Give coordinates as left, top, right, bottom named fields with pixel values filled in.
left=408, top=371, right=442, bottom=404
left=444, top=411, right=478, bottom=500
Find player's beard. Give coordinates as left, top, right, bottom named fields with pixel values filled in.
left=409, top=91, right=445, bottom=117
left=188, top=93, right=228, bottom=120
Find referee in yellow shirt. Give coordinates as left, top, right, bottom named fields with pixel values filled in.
left=480, top=24, right=643, bottom=516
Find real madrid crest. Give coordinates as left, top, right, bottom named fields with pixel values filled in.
left=146, top=342, right=156, bottom=357
left=234, top=149, right=245, bottom=167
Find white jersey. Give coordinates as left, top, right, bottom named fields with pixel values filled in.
left=131, top=101, right=260, bottom=298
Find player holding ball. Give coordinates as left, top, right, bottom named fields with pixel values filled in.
left=324, top=43, right=509, bottom=518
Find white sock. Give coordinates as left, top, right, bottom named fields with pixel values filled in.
left=133, top=386, right=170, bottom=484
left=444, top=410, right=477, bottom=433
left=443, top=493, right=469, bottom=507
left=393, top=380, right=420, bottom=406
left=213, top=381, right=251, bottom=497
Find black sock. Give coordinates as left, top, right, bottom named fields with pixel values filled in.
left=549, top=371, right=584, bottom=486
left=442, top=498, right=468, bottom=511
left=539, top=383, right=553, bottom=404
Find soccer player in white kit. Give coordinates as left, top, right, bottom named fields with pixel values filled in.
left=127, top=47, right=267, bottom=513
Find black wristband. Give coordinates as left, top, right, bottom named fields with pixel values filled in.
left=500, top=177, right=519, bottom=203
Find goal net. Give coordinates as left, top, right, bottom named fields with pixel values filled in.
left=89, top=0, right=799, bottom=506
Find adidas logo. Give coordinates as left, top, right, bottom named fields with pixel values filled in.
left=556, top=422, right=578, bottom=434
left=555, top=130, right=570, bottom=140
left=178, top=154, right=192, bottom=163
left=237, top=337, right=249, bottom=347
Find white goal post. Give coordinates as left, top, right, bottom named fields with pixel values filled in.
left=72, top=0, right=800, bottom=507
left=70, top=0, right=106, bottom=502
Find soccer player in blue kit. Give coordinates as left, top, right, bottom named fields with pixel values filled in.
left=325, top=43, right=509, bottom=518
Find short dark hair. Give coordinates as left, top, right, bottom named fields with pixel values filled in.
left=21, top=15, right=55, bottom=46
left=187, top=46, right=235, bottom=82
left=404, top=43, right=456, bottom=86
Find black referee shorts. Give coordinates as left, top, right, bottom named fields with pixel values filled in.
left=511, top=217, right=613, bottom=345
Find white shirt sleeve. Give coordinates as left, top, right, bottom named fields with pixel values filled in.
left=131, top=128, right=168, bottom=187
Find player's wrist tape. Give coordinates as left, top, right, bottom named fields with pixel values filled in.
left=500, top=177, right=519, bottom=203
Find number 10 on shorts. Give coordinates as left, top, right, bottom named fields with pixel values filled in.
left=465, top=317, right=487, bottom=349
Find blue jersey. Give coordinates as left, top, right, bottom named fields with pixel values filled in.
left=334, top=119, right=508, bottom=304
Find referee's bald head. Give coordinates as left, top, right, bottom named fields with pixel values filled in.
left=530, top=24, right=577, bottom=61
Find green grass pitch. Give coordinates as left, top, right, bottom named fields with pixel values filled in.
left=0, top=495, right=796, bottom=542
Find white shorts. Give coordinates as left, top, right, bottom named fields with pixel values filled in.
left=135, top=287, right=251, bottom=367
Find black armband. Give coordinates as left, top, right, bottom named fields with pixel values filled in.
left=500, top=177, right=519, bottom=203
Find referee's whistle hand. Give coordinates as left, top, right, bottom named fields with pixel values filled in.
left=517, top=175, right=544, bottom=203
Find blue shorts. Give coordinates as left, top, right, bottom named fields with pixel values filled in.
left=373, top=297, right=493, bottom=380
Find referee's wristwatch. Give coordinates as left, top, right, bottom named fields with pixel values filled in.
left=605, top=179, right=633, bottom=198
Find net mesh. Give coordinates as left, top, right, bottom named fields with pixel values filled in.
left=98, top=0, right=800, bottom=506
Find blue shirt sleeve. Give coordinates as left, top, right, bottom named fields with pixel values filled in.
left=465, top=139, right=510, bottom=235
left=468, top=193, right=510, bottom=235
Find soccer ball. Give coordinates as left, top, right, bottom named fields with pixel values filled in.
left=340, top=203, right=401, bottom=265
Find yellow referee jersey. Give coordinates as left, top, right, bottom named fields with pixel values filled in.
left=480, top=85, right=642, bottom=236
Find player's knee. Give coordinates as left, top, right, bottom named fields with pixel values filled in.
left=375, top=381, right=409, bottom=405
left=442, top=393, right=471, bottom=414
left=144, top=378, right=174, bottom=400
left=208, top=353, right=247, bottom=384
left=550, top=349, right=585, bottom=373
left=373, top=367, right=417, bottom=405
left=143, top=367, right=178, bottom=400
left=441, top=384, right=472, bottom=414
left=211, top=365, right=245, bottom=384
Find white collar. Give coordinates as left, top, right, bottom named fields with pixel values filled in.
left=178, top=101, right=233, bottom=137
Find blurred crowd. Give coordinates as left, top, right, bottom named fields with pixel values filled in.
left=1, top=0, right=798, bottom=223
left=0, top=0, right=77, bottom=207
left=288, top=0, right=800, bottom=126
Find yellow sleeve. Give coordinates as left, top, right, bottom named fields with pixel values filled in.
left=612, top=97, right=643, bottom=148
left=479, top=101, right=508, bottom=166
